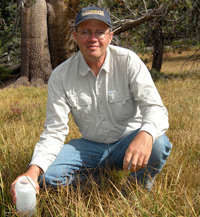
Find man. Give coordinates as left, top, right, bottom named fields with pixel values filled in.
left=11, top=6, right=172, bottom=203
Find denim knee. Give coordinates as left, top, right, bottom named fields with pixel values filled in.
left=38, top=172, right=68, bottom=188
left=151, top=134, right=172, bottom=164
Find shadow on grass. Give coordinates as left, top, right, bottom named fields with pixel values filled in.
left=152, top=70, right=200, bottom=81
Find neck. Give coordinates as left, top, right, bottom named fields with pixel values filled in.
left=84, top=55, right=106, bottom=76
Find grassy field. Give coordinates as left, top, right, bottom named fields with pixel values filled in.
left=0, top=50, right=200, bottom=216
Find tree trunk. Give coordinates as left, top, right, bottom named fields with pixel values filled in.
left=47, top=0, right=79, bottom=68
left=16, top=0, right=79, bottom=86
left=151, top=20, right=164, bottom=72
left=20, top=0, right=52, bottom=86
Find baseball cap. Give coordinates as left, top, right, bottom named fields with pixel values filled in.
left=75, top=6, right=112, bottom=28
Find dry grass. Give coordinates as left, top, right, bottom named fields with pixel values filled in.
left=0, top=51, right=200, bottom=216
left=140, top=49, right=200, bottom=74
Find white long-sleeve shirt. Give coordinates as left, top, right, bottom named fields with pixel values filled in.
left=30, top=45, right=169, bottom=172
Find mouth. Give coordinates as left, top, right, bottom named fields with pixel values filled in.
left=87, top=45, right=99, bottom=49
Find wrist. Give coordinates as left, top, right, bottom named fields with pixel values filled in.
left=28, top=165, right=42, bottom=177
left=138, top=131, right=153, bottom=143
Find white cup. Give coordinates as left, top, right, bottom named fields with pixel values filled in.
left=15, top=176, right=36, bottom=216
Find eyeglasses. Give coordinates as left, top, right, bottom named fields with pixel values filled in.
left=77, top=30, right=109, bottom=40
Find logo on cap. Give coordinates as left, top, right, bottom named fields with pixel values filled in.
left=75, top=6, right=112, bottom=28
left=82, top=10, right=105, bottom=17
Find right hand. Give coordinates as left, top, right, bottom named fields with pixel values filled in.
left=10, top=165, right=41, bottom=205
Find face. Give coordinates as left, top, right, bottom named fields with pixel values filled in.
left=73, top=19, right=113, bottom=63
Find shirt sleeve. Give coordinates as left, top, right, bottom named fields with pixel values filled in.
left=128, top=52, right=169, bottom=142
left=29, top=69, right=70, bottom=172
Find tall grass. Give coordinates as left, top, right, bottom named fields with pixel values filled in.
left=0, top=51, right=200, bottom=216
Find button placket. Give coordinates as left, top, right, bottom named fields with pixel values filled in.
left=95, top=73, right=109, bottom=135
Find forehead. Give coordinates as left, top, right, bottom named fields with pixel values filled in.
left=77, top=19, right=109, bottom=29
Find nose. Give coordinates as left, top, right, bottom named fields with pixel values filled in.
left=88, top=32, right=98, bottom=40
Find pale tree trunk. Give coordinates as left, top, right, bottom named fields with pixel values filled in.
left=15, top=0, right=79, bottom=87
left=19, top=0, right=52, bottom=86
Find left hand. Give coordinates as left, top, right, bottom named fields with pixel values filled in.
left=123, top=131, right=153, bottom=172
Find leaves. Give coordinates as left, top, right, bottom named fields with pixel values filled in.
left=0, top=1, right=20, bottom=65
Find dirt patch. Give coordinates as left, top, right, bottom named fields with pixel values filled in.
left=0, top=75, right=47, bottom=89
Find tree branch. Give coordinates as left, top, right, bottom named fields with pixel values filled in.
left=113, top=1, right=180, bottom=35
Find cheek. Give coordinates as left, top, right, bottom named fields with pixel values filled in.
left=76, top=39, right=86, bottom=49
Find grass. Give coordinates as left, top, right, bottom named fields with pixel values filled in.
left=0, top=50, right=200, bottom=216
left=141, top=49, right=200, bottom=75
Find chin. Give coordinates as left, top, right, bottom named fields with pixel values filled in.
left=87, top=52, right=100, bottom=58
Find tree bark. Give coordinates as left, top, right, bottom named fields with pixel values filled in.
left=151, top=20, right=163, bottom=72
left=20, top=0, right=52, bottom=85
left=47, top=0, right=79, bottom=69
left=16, top=0, right=79, bottom=86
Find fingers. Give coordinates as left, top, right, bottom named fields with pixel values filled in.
left=10, top=178, right=20, bottom=205
left=123, top=152, right=132, bottom=171
left=123, top=148, right=143, bottom=171
left=10, top=183, right=16, bottom=204
left=123, top=132, right=153, bottom=172
left=128, top=155, right=144, bottom=171
left=123, top=153, right=149, bottom=172
left=142, top=155, right=149, bottom=169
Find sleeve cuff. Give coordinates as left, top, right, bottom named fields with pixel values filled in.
left=29, top=158, right=52, bottom=173
left=139, top=124, right=157, bottom=143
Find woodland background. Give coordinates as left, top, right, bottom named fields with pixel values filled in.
left=0, top=0, right=200, bottom=216
left=0, top=0, right=199, bottom=86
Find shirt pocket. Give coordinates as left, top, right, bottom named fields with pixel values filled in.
left=108, top=89, right=134, bottom=122
left=67, top=93, right=93, bottom=128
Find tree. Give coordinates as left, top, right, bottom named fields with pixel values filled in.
left=111, top=1, right=180, bottom=35
left=107, top=0, right=199, bottom=73
left=151, top=19, right=163, bottom=72
left=7, top=0, right=199, bottom=86
left=109, top=0, right=181, bottom=73
left=15, top=0, right=79, bottom=86
left=18, top=0, right=52, bottom=86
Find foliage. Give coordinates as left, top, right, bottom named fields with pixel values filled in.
left=0, top=65, right=11, bottom=82
left=0, top=53, right=200, bottom=215
left=0, top=0, right=20, bottom=65
left=0, top=0, right=199, bottom=81
left=157, top=0, right=200, bottom=49
left=80, top=0, right=200, bottom=53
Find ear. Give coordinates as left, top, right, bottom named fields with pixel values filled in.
left=109, top=31, right=114, bottom=44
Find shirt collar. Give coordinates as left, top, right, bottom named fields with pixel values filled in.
left=101, top=46, right=112, bottom=73
left=79, top=52, right=91, bottom=76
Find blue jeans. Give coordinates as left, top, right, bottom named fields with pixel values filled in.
left=39, top=130, right=172, bottom=190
